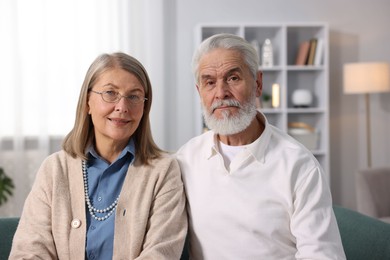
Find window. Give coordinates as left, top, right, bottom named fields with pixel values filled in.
left=0, top=0, right=134, bottom=137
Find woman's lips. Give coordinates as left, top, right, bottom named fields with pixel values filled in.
left=109, top=118, right=130, bottom=125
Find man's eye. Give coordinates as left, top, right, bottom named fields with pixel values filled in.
left=205, top=80, right=215, bottom=86
left=228, top=76, right=239, bottom=82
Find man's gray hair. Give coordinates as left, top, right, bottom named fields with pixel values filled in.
left=191, top=33, right=259, bottom=84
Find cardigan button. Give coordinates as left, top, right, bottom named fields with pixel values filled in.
left=71, top=219, right=81, bottom=229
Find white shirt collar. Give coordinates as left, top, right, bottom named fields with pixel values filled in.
left=207, top=111, right=272, bottom=164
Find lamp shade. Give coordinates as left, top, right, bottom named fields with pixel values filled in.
left=343, top=62, right=390, bottom=94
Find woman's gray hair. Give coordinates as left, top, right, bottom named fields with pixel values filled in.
left=62, top=52, right=163, bottom=164
left=191, top=33, right=259, bottom=84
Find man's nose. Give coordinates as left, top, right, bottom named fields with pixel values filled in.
left=215, top=81, right=231, bottom=99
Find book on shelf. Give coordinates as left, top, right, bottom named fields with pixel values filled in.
left=307, top=38, right=317, bottom=65
left=314, top=38, right=323, bottom=66
left=295, top=41, right=310, bottom=65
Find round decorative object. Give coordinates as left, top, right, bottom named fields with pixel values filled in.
left=71, top=219, right=81, bottom=229
left=291, top=89, right=312, bottom=107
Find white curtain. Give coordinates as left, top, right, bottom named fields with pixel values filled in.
left=0, top=0, right=165, bottom=216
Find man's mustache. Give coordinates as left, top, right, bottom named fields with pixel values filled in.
left=211, top=99, right=241, bottom=113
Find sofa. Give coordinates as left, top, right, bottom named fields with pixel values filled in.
left=0, top=217, right=19, bottom=260
left=333, top=205, right=390, bottom=260
left=2, top=206, right=390, bottom=260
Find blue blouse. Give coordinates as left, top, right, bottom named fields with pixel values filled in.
left=84, top=139, right=135, bottom=260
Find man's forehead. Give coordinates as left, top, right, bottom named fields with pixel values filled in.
left=201, top=48, right=242, bottom=62
left=199, top=49, right=245, bottom=75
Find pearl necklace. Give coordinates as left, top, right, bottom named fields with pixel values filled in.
left=82, top=160, right=119, bottom=221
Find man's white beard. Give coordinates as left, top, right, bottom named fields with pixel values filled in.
left=201, top=93, right=257, bottom=135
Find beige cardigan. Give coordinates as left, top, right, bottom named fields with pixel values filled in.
left=9, top=150, right=187, bottom=259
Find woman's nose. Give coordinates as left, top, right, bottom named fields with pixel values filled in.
left=114, top=97, right=129, bottom=113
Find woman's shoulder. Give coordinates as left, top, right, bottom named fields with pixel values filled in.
left=41, top=150, right=78, bottom=166
left=149, top=152, right=178, bottom=168
left=32, top=150, right=80, bottom=189
left=133, top=152, right=180, bottom=180
left=135, top=151, right=176, bottom=166
left=36, top=150, right=80, bottom=181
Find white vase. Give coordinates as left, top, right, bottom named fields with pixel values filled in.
left=291, top=89, right=312, bottom=107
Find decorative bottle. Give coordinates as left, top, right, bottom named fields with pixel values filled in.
left=262, top=38, right=273, bottom=67
left=250, top=40, right=260, bottom=61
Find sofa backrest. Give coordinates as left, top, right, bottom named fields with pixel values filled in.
left=333, top=205, right=390, bottom=260
left=0, top=217, right=19, bottom=259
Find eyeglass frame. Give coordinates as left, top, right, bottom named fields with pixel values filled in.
left=89, top=89, right=148, bottom=105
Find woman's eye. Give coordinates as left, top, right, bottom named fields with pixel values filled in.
left=105, top=90, right=117, bottom=96
left=129, top=95, right=140, bottom=101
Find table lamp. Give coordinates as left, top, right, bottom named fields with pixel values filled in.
left=343, top=62, right=390, bottom=167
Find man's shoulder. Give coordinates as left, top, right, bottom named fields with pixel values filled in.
left=267, top=125, right=321, bottom=170
left=267, top=125, right=306, bottom=150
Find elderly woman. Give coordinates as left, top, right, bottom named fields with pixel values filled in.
left=9, top=52, right=187, bottom=259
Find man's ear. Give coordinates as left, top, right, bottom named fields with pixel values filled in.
left=256, top=70, right=263, bottom=97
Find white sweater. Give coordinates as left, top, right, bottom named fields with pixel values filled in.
left=176, top=112, right=346, bottom=260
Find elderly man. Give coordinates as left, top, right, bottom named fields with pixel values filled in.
left=176, top=33, right=346, bottom=259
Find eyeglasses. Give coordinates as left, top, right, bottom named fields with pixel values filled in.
left=90, top=90, right=148, bottom=105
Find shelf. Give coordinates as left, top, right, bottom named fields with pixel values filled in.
left=260, top=66, right=283, bottom=71
left=262, top=108, right=283, bottom=114
left=287, top=65, right=324, bottom=71
left=287, top=108, right=325, bottom=113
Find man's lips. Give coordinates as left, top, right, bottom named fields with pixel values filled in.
left=212, top=105, right=238, bottom=113
left=210, top=99, right=241, bottom=113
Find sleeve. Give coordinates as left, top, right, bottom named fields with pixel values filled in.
left=291, top=166, right=346, bottom=260
left=136, top=158, right=188, bottom=260
left=8, top=158, right=59, bottom=260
